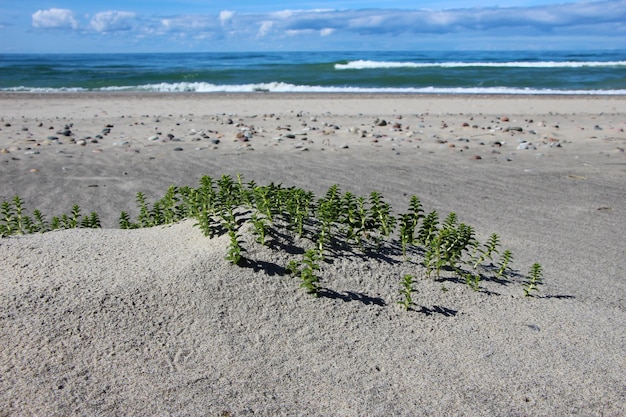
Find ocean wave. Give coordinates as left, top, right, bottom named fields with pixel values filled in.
left=335, top=60, right=626, bottom=70
left=2, top=82, right=626, bottom=95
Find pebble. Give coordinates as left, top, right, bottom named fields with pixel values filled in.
left=173, top=147, right=183, bottom=151
left=470, top=155, right=482, bottom=160
left=148, top=135, right=159, bottom=141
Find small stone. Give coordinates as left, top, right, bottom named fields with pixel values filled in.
left=210, top=139, right=220, bottom=145
left=76, top=139, right=87, bottom=146
left=148, top=136, right=159, bottom=141
left=500, top=116, right=510, bottom=122
left=173, top=147, right=183, bottom=151
left=470, top=155, right=482, bottom=160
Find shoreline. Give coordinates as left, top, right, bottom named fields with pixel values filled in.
left=1, top=92, right=624, bottom=119
left=3, top=91, right=626, bottom=98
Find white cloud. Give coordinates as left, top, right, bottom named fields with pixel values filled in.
left=25, top=1, right=626, bottom=50
left=220, top=10, right=235, bottom=26
left=32, top=8, right=78, bottom=30
left=257, top=21, right=274, bottom=38
left=90, top=11, right=136, bottom=32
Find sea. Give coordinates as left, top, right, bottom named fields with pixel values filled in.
left=1, top=50, right=625, bottom=95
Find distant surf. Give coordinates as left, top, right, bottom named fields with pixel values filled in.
left=1, top=50, right=625, bottom=94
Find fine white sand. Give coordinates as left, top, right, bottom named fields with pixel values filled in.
left=1, top=93, right=625, bottom=416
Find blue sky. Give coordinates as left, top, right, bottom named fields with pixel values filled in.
left=1, top=0, right=625, bottom=52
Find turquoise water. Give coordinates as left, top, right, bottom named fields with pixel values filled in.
left=1, top=50, right=625, bottom=94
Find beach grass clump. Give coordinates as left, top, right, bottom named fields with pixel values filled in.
left=2, top=174, right=543, bottom=307
left=1, top=196, right=100, bottom=237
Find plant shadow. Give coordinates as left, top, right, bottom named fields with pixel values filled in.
left=240, top=258, right=288, bottom=276
left=319, top=288, right=386, bottom=306
left=416, top=305, right=458, bottom=317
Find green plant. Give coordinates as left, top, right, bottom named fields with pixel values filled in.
left=496, top=249, right=513, bottom=278
left=80, top=211, right=101, bottom=228
left=397, top=274, right=417, bottom=311
left=399, top=214, right=414, bottom=258
left=472, top=233, right=500, bottom=269
left=463, top=271, right=481, bottom=291
left=524, top=262, right=543, bottom=296
left=225, top=229, right=245, bottom=265
left=315, top=185, right=342, bottom=257
left=423, top=213, right=476, bottom=279
left=291, top=249, right=322, bottom=296
left=368, top=191, right=396, bottom=242
left=119, top=211, right=134, bottom=229
left=417, top=210, right=439, bottom=246
left=250, top=212, right=268, bottom=245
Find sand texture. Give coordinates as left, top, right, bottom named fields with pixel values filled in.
left=1, top=93, right=625, bottom=416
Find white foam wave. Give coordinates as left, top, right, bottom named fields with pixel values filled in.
left=3, top=82, right=626, bottom=95
left=335, top=60, right=626, bottom=70
left=0, top=86, right=89, bottom=93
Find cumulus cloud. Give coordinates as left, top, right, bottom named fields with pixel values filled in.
left=90, top=11, right=137, bottom=32
left=32, top=8, right=78, bottom=30
left=257, top=21, right=274, bottom=38
left=27, top=1, right=626, bottom=48
left=220, top=10, right=235, bottom=26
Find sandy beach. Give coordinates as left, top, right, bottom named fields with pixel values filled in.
left=1, top=93, right=624, bottom=416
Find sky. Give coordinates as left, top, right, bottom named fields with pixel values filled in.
left=0, top=0, right=625, bottom=53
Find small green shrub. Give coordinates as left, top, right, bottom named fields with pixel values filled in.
left=289, top=249, right=321, bottom=297
left=524, top=263, right=543, bottom=296
left=397, top=274, right=417, bottom=311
